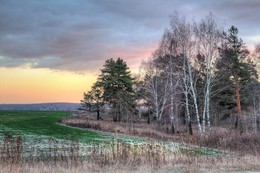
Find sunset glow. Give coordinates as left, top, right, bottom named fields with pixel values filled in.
left=0, top=67, right=96, bottom=103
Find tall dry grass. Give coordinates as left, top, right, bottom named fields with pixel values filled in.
left=61, top=112, right=260, bottom=155
left=180, top=127, right=260, bottom=155
left=1, top=134, right=260, bottom=173
left=61, top=115, right=180, bottom=141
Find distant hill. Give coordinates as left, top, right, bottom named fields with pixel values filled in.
left=0, top=103, right=80, bottom=111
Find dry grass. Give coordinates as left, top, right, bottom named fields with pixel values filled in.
left=61, top=112, right=180, bottom=141
left=1, top=133, right=260, bottom=172
left=0, top=164, right=153, bottom=173
left=61, top=112, right=260, bottom=156
left=2, top=111, right=260, bottom=172
left=181, top=127, right=260, bottom=156
left=1, top=152, right=260, bottom=173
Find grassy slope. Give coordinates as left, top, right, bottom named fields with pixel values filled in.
left=0, top=110, right=111, bottom=143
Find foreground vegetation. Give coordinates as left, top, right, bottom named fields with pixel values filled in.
left=0, top=111, right=260, bottom=172
left=1, top=136, right=260, bottom=173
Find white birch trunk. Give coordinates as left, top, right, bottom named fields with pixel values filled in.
left=253, top=96, right=257, bottom=133
left=187, top=60, right=203, bottom=135
left=169, top=56, right=175, bottom=132
left=183, top=63, right=191, bottom=133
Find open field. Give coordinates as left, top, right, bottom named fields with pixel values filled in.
left=0, top=110, right=110, bottom=142
left=1, top=110, right=260, bottom=173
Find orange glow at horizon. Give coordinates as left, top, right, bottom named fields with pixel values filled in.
left=0, top=67, right=97, bottom=104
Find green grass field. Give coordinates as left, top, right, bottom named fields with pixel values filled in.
left=0, top=110, right=146, bottom=159
left=0, top=110, right=219, bottom=157
left=0, top=110, right=111, bottom=143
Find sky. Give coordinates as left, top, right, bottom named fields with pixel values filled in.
left=1, top=0, right=260, bottom=104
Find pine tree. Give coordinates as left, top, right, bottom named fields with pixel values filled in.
left=217, top=26, right=258, bottom=133
left=97, top=58, right=135, bottom=122
left=81, top=83, right=104, bottom=120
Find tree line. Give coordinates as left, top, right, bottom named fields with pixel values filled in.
left=81, top=13, right=259, bottom=136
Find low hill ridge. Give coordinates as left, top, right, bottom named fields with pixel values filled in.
left=0, top=102, right=80, bottom=111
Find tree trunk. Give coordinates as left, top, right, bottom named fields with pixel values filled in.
left=170, top=116, right=175, bottom=134
left=97, top=109, right=100, bottom=120
left=206, top=94, right=211, bottom=130
left=185, top=94, right=193, bottom=135
left=253, top=96, right=257, bottom=133
left=235, top=81, right=243, bottom=133
left=235, top=114, right=238, bottom=128
left=147, top=107, right=151, bottom=124
left=188, top=120, right=193, bottom=135
left=113, top=104, right=119, bottom=122
left=113, top=113, right=117, bottom=122
left=185, top=91, right=192, bottom=135
left=169, top=56, right=175, bottom=134
left=187, top=61, right=203, bottom=136
left=202, top=94, right=207, bottom=134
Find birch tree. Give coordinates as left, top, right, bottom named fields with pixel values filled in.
left=141, top=12, right=224, bottom=136
left=247, top=83, right=260, bottom=133
left=194, top=13, right=222, bottom=132
left=152, top=13, right=200, bottom=134
left=159, top=13, right=223, bottom=136
left=140, top=57, right=169, bottom=122
left=154, top=35, right=179, bottom=132
left=167, top=13, right=203, bottom=135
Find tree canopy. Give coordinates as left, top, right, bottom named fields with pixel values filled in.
left=97, top=58, right=135, bottom=122
left=81, top=83, right=104, bottom=120
left=217, top=26, right=258, bottom=133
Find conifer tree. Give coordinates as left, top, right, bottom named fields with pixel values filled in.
left=81, top=83, right=104, bottom=120
left=217, top=26, right=258, bottom=133
left=97, top=58, right=135, bottom=122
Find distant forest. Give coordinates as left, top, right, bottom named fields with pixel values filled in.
left=0, top=103, right=80, bottom=111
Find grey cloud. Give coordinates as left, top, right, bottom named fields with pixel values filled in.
left=0, top=0, right=260, bottom=72
left=0, top=56, right=34, bottom=68
left=208, top=1, right=260, bottom=33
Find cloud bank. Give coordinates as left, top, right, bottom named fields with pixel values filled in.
left=0, top=0, right=260, bottom=72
